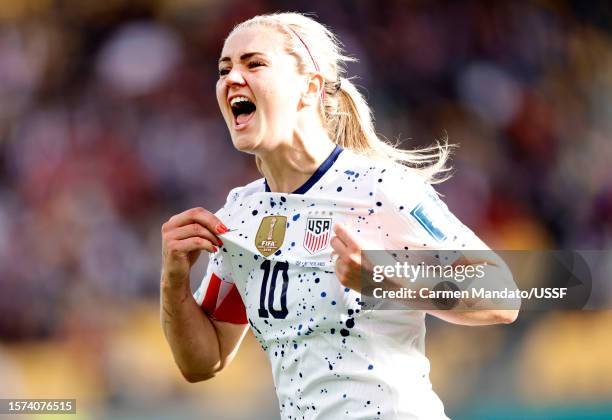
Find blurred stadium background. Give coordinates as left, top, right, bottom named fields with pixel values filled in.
left=1, top=0, right=611, bottom=419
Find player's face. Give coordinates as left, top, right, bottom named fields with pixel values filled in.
left=216, top=26, right=307, bottom=154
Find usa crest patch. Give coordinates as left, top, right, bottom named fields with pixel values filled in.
left=303, top=217, right=332, bottom=254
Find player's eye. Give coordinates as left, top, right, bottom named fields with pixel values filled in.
left=219, top=67, right=230, bottom=76
left=248, top=61, right=265, bottom=69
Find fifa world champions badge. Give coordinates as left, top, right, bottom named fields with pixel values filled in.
left=304, top=217, right=332, bottom=254
left=255, top=216, right=287, bottom=257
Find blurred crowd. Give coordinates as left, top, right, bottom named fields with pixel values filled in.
left=0, top=0, right=611, bottom=418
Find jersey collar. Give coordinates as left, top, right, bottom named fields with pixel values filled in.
left=264, top=144, right=343, bottom=194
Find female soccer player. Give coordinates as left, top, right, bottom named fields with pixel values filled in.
left=161, top=12, right=518, bottom=419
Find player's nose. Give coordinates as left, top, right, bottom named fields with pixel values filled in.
left=225, top=67, right=246, bottom=87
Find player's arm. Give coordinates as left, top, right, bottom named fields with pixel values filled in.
left=332, top=227, right=519, bottom=326
left=161, top=280, right=249, bottom=382
left=427, top=308, right=517, bottom=325
left=160, top=207, right=248, bottom=382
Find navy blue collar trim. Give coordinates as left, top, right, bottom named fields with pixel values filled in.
left=264, top=145, right=343, bottom=194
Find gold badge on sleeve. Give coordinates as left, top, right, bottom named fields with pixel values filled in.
left=255, top=215, right=287, bottom=257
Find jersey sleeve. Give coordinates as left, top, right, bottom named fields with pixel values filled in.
left=193, top=190, right=248, bottom=325
left=374, top=165, right=485, bottom=251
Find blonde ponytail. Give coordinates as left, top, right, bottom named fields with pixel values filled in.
left=229, top=13, right=453, bottom=184
left=328, top=78, right=375, bottom=153
left=330, top=77, right=453, bottom=183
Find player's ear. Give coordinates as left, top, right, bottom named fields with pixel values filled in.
left=300, top=73, right=324, bottom=107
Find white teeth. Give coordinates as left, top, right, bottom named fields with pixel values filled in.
left=230, top=96, right=252, bottom=106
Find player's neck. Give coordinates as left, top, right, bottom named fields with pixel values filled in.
left=258, top=128, right=335, bottom=193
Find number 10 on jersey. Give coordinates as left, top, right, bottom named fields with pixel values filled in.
left=258, top=260, right=289, bottom=319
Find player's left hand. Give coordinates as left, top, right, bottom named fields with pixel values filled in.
left=330, top=223, right=374, bottom=292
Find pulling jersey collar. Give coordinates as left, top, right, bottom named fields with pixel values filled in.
left=264, top=144, right=343, bottom=194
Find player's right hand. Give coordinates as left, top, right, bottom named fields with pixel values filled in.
left=161, top=207, right=228, bottom=288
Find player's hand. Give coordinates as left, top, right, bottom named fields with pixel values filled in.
left=330, top=223, right=374, bottom=292
left=161, top=207, right=227, bottom=289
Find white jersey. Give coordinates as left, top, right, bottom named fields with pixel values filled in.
left=194, top=146, right=478, bottom=419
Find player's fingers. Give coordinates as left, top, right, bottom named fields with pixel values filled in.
left=335, top=260, right=356, bottom=289
left=168, top=237, right=218, bottom=254
left=330, top=249, right=342, bottom=267
left=163, top=207, right=228, bottom=235
left=333, top=223, right=363, bottom=253
left=332, top=233, right=363, bottom=272
left=360, top=253, right=375, bottom=273
left=168, top=223, right=223, bottom=246
left=330, top=235, right=350, bottom=257
left=335, top=258, right=346, bottom=280
left=163, top=208, right=205, bottom=228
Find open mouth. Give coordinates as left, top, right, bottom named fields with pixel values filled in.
left=230, top=97, right=256, bottom=129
